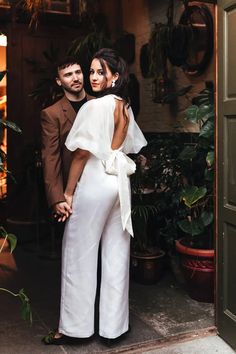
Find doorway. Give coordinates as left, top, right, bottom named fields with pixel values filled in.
left=0, top=33, right=7, bottom=199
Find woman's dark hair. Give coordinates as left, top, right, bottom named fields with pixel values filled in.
left=92, top=48, right=130, bottom=105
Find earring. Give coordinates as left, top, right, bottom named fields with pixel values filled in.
left=111, top=80, right=116, bottom=88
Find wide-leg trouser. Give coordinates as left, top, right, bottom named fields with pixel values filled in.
left=58, top=156, right=130, bottom=339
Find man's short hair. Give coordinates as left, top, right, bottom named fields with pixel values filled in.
left=55, top=56, right=81, bottom=76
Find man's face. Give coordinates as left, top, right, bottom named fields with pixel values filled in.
left=56, top=64, right=84, bottom=95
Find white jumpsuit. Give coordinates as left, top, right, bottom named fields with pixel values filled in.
left=58, top=94, right=147, bottom=339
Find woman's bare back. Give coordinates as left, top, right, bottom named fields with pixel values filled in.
left=111, top=98, right=129, bottom=150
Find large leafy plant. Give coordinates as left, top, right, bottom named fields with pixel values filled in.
left=0, top=70, right=32, bottom=323
left=177, top=81, right=214, bottom=249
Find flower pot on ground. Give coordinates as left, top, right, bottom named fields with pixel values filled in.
left=176, top=238, right=214, bottom=303
left=131, top=248, right=165, bottom=285
left=135, top=134, right=187, bottom=282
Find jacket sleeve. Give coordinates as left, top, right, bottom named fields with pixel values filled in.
left=41, top=109, right=65, bottom=208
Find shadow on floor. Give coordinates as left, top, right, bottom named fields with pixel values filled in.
left=0, top=238, right=214, bottom=354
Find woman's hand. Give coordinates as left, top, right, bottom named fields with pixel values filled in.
left=53, top=201, right=72, bottom=223
left=64, top=193, right=73, bottom=209
left=56, top=195, right=73, bottom=222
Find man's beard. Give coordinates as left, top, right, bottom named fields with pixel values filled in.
left=64, top=84, right=83, bottom=95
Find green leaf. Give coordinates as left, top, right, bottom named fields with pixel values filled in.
left=205, top=168, right=214, bottom=182
left=192, top=92, right=210, bottom=105
left=178, top=145, right=196, bottom=161
left=132, top=204, right=157, bottom=223
left=200, top=211, right=214, bottom=227
left=206, top=151, right=214, bottom=167
left=0, top=119, right=22, bottom=133
left=199, top=119, right=214, bottom=139
left=181, top=186, right=207, bottom=208
left=177, top=218, right=205, bottom=236
left=6, top=233, right=17, bottom=253
left=197, top=104, right=214, bottom=121
left=202, top=112, right=215, bottom=122
left=19, top=288, right=32, bottom=324
left=185, top=105, right=198, bottom=123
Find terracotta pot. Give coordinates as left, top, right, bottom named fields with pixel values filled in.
left=130, top=250, right=165, bottom=285
left=175, top=238, right=214, bottom=303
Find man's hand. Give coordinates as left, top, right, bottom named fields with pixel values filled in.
left=53, top=201, right=72, bottom=222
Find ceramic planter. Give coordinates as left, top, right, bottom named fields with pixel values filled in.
left=176, top=238, right=214, bottom=303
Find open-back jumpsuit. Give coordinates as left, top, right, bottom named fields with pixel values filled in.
left=58, top=94, right=147, bottom=339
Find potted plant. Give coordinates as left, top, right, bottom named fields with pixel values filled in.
left=174, top=81, right=215, bottom=302
left=130, top=149, right=165, bottom=285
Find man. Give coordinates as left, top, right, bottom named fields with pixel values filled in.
left=41, top=57, right=94, bottom=219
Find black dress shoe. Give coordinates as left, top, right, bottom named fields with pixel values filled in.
left=100, top=325, right=131, bottom=346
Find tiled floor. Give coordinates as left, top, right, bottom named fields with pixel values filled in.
left=0, top=237, right=221, bottom=354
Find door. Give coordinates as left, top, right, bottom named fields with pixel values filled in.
left=217, top=0, right=236, bottom=350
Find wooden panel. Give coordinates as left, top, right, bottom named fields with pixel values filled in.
left=6, top=23, right=82, bottom=217
left=225, top=116, right=236, bottom=206
left=223, top=223, right=236, bottom=316
left=226, top=8, right=236, bottom=98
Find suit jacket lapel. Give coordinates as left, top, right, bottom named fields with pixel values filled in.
left=60, top=94, right=95, bottom=125
left=61, top=96, right=76, bottom=125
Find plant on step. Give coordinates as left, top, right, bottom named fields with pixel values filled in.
left=0, top=70, right=32, bottom=323
left=177, top=81, right=214, bottom=249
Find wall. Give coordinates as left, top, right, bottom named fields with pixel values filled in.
left=5, top=23, right=84, bottom=217
left=121, top=0, right=215, bottom=132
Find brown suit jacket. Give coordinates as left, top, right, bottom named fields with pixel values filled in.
left=41, top=94, right=94, bottom=208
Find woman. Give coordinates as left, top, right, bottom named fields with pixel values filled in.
left=43, top=48, right=147, bottom=345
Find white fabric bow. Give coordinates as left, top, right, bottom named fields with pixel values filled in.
left=104, top=150, right=136, bottom=236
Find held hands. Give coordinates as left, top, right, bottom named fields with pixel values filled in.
left=53, top=201, right=72, bottom=223
left=64, top=193, right=73, bottom=208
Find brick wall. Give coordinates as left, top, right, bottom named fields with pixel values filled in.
left=121, top=0, right=215, bottom=133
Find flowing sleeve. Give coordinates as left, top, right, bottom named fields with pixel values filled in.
left=65, top=96, right=114, bottom=160
left=123, top=107, right=147, bottom=154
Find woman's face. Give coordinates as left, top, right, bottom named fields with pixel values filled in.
left=89, top=58, right=118, bottom=92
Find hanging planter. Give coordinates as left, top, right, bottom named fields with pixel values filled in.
left=147, top=2, right=193, bottom=104
left=167, top=24, right=193, bottom=67
left=148, top=22, right=169, bottom=81
left=139, top=43, right=150, bottom=78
